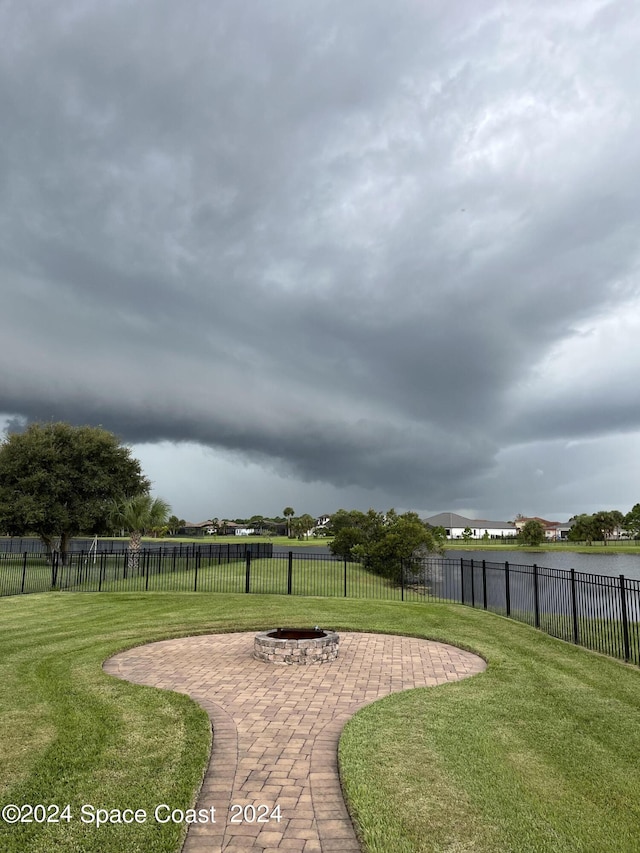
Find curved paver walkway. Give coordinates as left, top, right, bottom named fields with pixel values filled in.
left=104, top=632, right=486, bottom=853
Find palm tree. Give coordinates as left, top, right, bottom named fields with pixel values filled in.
left=110, top=494, right=171, bottom=572
left=283, top=507, right=295, bottom=538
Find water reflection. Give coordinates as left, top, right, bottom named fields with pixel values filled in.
left=445, top=549, right=640, bottom=581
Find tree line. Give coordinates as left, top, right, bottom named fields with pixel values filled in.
left=567, top=508, right=640, bottom=545
left=4, top=422, right=640, bottom=581
left=517, top=509, right=640, bottom=547
left=0, top=423, right=445, bottom=585
left=0, top=424, right=329, bottom=557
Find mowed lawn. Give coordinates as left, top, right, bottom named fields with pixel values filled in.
left=0, top=554, right=386, bottom=598
left=0, top=593, right=639, bottom=853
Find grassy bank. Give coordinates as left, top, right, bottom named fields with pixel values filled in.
left=0, top=594, right=639, bottom=852
left=126, top=535, right=332, bottom=547
left=0, top=535, right=333, bottom=552
left=173, top=535, right=332, bottom=547
left=0, top=555, right=394, bottom=598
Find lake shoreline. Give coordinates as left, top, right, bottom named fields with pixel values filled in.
left=444, top=542, right=640, bottom=555
left=444, top=547, right=640, bottom=581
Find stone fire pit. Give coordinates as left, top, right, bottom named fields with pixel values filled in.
left=254, top=628, right=339, bottom=665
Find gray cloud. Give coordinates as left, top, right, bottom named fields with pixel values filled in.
left=2, top=0, right=640, bottom=519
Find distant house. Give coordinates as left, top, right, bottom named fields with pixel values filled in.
left=423, top=512, right=517, bottom=539
left=514, top=517, right=573, bottom=540
left=180, top=520, right=217, bottom=536
left=259, top=520, right=288, bottom=536
left=235, top=528, right=255, bottom=536
left=307, top=514, right=332, bottom=536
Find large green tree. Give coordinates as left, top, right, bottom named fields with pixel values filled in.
left=329, top=508, right=443, bottom=582
left=569, top=510, right=624, bottom=545
left=329, top=508, right=387, bottom=545
left=109, top=494, right=171, bottom=571
left=519, top=519, right=546, bottom=546
left=0, top=422, right=149, bottom=562
left=592, top=510, right=624, bottom=545
left=568, top=514, right=600, bottom=545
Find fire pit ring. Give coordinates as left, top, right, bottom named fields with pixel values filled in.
left=254, top=628, right=339, bottom=665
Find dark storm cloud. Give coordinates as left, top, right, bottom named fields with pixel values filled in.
left=2, top=0, right=640, bottom=512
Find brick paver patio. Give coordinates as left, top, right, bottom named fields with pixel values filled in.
left=104, top=632, right=486, bottom=852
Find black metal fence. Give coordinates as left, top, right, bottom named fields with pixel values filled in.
left=0, top=547, right=638, bottom=667
left=0, top=537, right=266, bottom=554
left=458, top=558, right=640, bottom=667
left=0, top=542, right=274, bottom=595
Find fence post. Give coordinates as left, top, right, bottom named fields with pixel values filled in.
left=98, top=553, right=104, bottom=593
left=287, top=552, right=293, bottom=595
left=194, top=551, right=200, bottom=592
left=245, top=551, right=251, bottom=593
left=619, top=575, right=630, bottom=662
left=344, top=558, right=348, bottom=597
left=460, top=557, right=465, bottom=604
left=570, top=569, right=579, bottom=644
left=21, top=552, right=27, bottom=594
left=145, top=551, right=150, bottom=591
left=482, top=560, right=487, bottom=610
left=52, top=550, right=59, bottom=589
left=470, top=559, right=475, bottom=608
left=533, top=564, right=540, bottom=628
left=504, top=561, right=511, bottom=617
left=401, top=558, right=405, bottom=601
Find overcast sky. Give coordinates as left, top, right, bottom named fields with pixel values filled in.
left=2, top=0, right=640, bottom=523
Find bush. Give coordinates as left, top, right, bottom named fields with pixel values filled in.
left=329, top=509, right=443, bottom=583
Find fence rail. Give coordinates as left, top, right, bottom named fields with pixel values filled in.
left=0, top=547, right=638, bottom=668
left=0, top=537, right=275, bottom=554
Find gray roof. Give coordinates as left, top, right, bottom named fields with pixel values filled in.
left=424, top=512, right=516, bottom=530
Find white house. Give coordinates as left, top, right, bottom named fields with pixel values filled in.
left=423, top=512, right=517, bottom=539
left=306, top=514, right=332, bottom=536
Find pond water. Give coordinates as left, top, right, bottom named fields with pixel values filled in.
left=280, top=545, right=640, bottom=580
left=445, top=549, right=640, bottom=581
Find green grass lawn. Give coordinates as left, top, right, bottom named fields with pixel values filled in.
left=96, top=555, right=401, bottom=599
left=0, top=554, right=402, bottom=599
left=1, top=594, right=639, bottom=853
